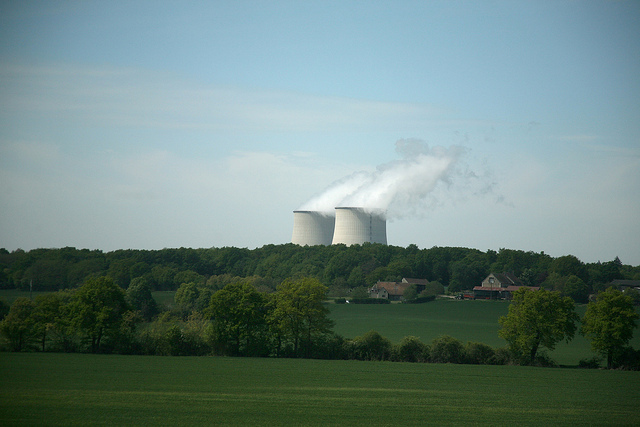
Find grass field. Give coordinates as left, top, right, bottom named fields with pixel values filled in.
left=1, top=353, right=639, bottom=426
left=329, top=299, right=606, bottom=366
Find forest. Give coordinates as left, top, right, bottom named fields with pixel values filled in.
left=0, top=244, right=637, bottom=303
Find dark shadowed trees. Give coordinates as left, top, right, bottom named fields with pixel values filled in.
left=126, top=277, right=159, bottom=321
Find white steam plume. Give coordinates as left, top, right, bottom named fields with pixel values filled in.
left=298, top=139, right=465, bottom=219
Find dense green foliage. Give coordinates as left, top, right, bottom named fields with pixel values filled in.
left=582, top=287, right=640, bottom=368
left=2, top=353, right=639, bottom=426
left=499, top=288, right=579, bottom=364
left=1, top=246, right=637, bottom=304
left=3, top=282, right=639, bottom=368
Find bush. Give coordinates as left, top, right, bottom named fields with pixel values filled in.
left=392, top=336, right=429, bottom=363
left=311, top=333, right=347, bottom=360
left=613, top=346, right=640, bottom=370
left=533, top=351, right=558, bottom=368
left=465, top=341, right=496, bottom=365
left=490, top=347, right=515, bottom=365
left=430, top=335, right=465, bottom=364
left=349, top=330, right=393, bottom=361
left=578, top=356, right=602, bottom=369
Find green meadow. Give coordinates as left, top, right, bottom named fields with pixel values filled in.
left=1, top=352, right=639, bottom=426
left=328, top=299, right=607, bottom=366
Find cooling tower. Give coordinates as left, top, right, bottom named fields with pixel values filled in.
left=291, top=211, right=335, bottom=246
left=331, top=207, right=387, bottom=246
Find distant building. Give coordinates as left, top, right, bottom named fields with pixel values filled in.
left=368, top=278, right=427, bottom=301
left=472, top=272, right=538, bottom=300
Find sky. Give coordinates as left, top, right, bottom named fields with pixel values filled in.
left=0, top=1, right=639, bottom=265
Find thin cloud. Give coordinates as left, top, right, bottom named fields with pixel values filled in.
left=0, top=63, right=451, bottom=133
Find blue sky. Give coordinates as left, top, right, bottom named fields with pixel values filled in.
left=1, top=1, right=639, bottom=265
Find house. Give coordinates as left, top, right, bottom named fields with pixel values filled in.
left=369, top=281, right=409, bottom=301
left=368, top=278, right=427, bottom=301
left=481, top=272, right=523, bottom=288
left=472, top=272, right=539, bottom=300
left=368, top=284, right=390, bottom=299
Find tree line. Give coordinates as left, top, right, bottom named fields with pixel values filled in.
left=1, top=274, right=638, bottom=369
left=1, top=245, right=638, bottom=303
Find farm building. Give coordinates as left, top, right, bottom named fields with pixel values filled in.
left=472, top=272, right=539, bottom=300
left=368, top=278, right=427, bottom=301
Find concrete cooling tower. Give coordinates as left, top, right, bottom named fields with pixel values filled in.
left=291, top=211, right=335, bottom=246
left=331, top=207, right=387, bottom=246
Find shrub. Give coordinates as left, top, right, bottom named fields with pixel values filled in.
left=311, top=333, right=347, bottom=360
left=578, top=356, right=602, bottom=369
left=533, top=351, right=558, bottom=368
left=430, top=335, right=465, bottom=364
left=465, top=341, right=496, bottom=365
left=349, top=330, right=393, bottom=361
left=334, top=298, right=347, bottom=304
left=613, top=346, right=640, bottom=371
left=393, top=336, right=429, bottom=363
left=490, top=347, right=515, bottom=365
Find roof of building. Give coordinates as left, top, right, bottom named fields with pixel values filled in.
left=373, top=281, right=411, bottom=296
left=490, top=272, right=523, bottom=286
left=473, top=286, right=540, bottom=292
left=402, top=278, right=429, bottom=286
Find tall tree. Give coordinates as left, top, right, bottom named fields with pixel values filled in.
left=206, top=282, right=269, bottom=356
left=126, top=277, right=158, bottom=321
left=0, top=297, right=35, bottom=351
left=499, top=288, right=578, bottom=364
left=31, top=293, right=65, bottom=352
left=581, top=287, right=639, bottom=368
left=174, top=282, right=200, bottom=313
left=68, top=276, right=129, bottom=353
left=270, top=277, right=334, bottom=358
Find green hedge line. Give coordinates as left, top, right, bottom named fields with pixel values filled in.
left=349, top=298, right=391, bottom=304
left=404, top=295, right=436, bottom=304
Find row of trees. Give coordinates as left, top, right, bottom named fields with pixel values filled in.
left=499, top=287, right=639, bottom=369
left=1, top=271, right=638, bottom=368
left=0, top=276, right=335, bottom=358
left=2, top=245, right=638, bottom=304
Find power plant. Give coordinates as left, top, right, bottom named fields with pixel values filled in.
left=291, top=207, right=387, bottom=246
left=291, top=211, right=335, bottom=246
